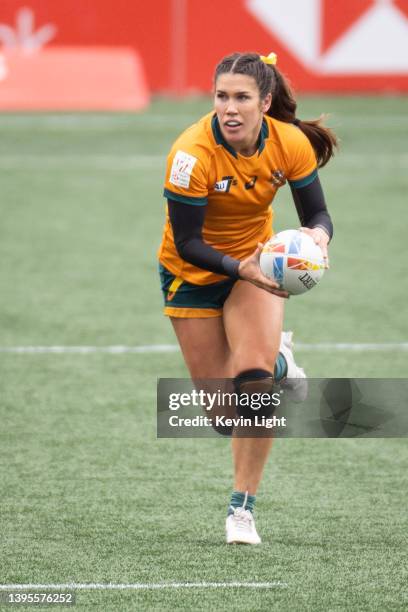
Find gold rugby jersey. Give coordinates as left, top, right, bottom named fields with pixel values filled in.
left=158, top=112, right=317, bottom=285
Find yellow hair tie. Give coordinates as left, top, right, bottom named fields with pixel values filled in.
left=260, top=52, right=277, bottom=65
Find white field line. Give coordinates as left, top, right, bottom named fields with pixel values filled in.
left=0, top=153, right=407, bottom=170
left=0, top=581, right=287, bottom=590
left=0, top=114, right=203, bottom=129
left=0, top=154, right=165, bottom=170
left=297, top=343, right=408, bottom=351
left=0, top=343, right=407, bottom=354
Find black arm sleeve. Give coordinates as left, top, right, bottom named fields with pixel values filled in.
left=167, top=199, right=241, bottom=279
left=290, top=174, right=333, bottom=240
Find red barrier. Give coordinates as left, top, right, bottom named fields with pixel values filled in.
left=0, top=0, right=407, bottom=95
left=0, top=47, right=150, bottom=110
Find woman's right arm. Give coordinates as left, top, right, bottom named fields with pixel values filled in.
left=168, top=199, right=240, bottom=278
left=168, top=199, right=288, bottom=296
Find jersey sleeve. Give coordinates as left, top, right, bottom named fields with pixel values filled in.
left=163, top=147, right=209, bottom=206
left=286, top=129, right=318, bottom=189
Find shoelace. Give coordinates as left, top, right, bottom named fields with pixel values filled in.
left=231, top=507, right=253, bottom=530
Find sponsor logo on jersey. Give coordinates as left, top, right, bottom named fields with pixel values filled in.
left=169, top=150, right=198, bottom=189
left=214, top=176, right=236, bottom=192
left=244, top=176, right=258, bottom=190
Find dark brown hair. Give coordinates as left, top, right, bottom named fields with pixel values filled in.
left=214, top=52, right=338, bottom=168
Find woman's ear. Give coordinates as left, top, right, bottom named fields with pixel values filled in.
left=261, top=93, right=272, bottom=114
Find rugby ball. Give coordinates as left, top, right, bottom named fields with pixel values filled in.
left=260, top=229, right=325, bottom=295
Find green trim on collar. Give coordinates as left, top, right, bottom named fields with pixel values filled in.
left=258, top=119, right=269, bottom=155
left=211, top=114, right=268, bottom=158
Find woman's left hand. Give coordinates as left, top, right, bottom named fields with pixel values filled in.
left=299, top=227, right=330, bottom=268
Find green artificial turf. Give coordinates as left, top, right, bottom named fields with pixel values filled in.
left=0, top=97, right=407, bottom=610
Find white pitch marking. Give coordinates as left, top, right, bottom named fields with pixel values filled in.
left=0, top=343, right=407, bottom=354
left=297, top=342, right=408, bottom=352
left=0, top=154, right=165, bottom=170
left=0, top=581, right=288, bottom=590
left=0, top=345, right=180, bottom=354
left=0, top=114, right=202, bottom=129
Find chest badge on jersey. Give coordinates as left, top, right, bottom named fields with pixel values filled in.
left=270, top=169, right=286, bottom=187
left=214, top=176, right=237, bottom=193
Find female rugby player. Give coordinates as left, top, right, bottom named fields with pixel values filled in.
left=158, top=52, right=337, bottom=544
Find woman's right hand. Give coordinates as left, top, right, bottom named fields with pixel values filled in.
left=238, top=243, right=289, bottom=298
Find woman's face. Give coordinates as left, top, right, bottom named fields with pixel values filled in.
left=214, top=73, right=271, bottom=156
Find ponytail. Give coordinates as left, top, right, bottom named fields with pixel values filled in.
left=267, top=66, right=338, bottom=168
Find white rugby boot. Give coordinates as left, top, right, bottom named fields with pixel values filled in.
left=279, top=331, right=308, bottom=402
left=226, top=507, right=261, bottom=545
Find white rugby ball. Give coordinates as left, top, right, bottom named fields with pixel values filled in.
left=260, top=229, right=325, bottom=295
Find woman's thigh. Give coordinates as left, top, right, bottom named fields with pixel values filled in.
left=170, top=316, right=233, bottom=378
left=223, top=281, right=285, bottom=375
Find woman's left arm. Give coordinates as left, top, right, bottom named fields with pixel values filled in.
left=289, top=173, right=332, bottom=265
